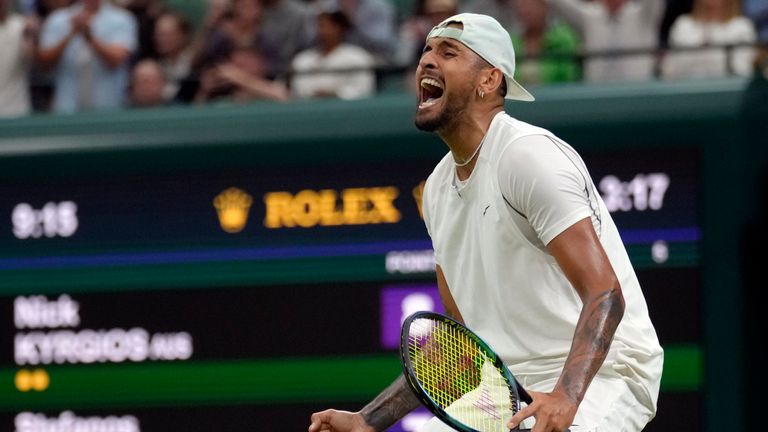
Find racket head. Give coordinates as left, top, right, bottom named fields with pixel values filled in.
left=399, top=311, right=527, bottom=432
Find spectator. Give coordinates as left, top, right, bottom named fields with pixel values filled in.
left=261, top=0, right=312, bottom=76
left=291, top=9, right=375, bottom=99
left=511, top=0, right=580, bottom=85
left=38, top=0, right=137, bottom=114
left=122, top=0, right=165, bottom=59
left=395, top=0, right=458, bottom=67
left=460, top=0, right=517, bottom=30
left=195, top=47, right=289, bottom=103
left=743, top=0, right=767, bottom=43
left=194, top=0, right=280, bottom=75
left=333, top=0, right=397, bottom=61
left=662, top=0, right=756, bottom=79
left=129, top=58, right=167, bottom=106
left=1, top=0, right=37, bottom=118
left=548, top=0, right=665, bottom=82
left=153, top=11, right=194, bottom=100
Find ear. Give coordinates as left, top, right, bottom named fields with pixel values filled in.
left=477, top=67, right=505, bottom=99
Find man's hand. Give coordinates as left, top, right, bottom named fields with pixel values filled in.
left=308, top=409, right=375, bottom=432
left=508, top=389, right=576, bottom=432
left=70, top=11, right=93, bottom=35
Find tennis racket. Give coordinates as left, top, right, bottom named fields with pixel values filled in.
left=400, top=311, right=533, bottom=432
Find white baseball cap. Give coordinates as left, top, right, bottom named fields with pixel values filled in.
left=426, top=13, right=535, bottom=101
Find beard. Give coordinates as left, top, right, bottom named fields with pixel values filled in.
left=414, top=90, right=469, bottom=133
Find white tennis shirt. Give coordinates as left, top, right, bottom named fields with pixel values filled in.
left=422, top=112, right=663, bottom=414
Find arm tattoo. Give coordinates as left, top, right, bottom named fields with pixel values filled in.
left=360, top=375, right=421, bottom=431
left=557, top=287, right=625, bottom=404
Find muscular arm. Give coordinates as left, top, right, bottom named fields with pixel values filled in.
left=84, top=31, right=131, bottom=69
left=37, top=31, right=74, bottom=70
left=550, top=217, right=624, bottom=405
left=355, top=266, right=460, bottom=430
left=308, top=266, right=453, bottom=432
left=509, top=217, right=624, bottom=431
left=359, top=375, right=421, bottom=431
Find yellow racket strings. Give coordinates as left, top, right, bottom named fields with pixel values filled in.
left=408, top=318, right=512, bottom=431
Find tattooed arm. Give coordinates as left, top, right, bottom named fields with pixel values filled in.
left=308, top=375, right=420, bottom=432
left=509, top=217, right=625, bottom=432
left=360, top=376, right=422, bottom=430
left=308, top=266, right=461, bottom=432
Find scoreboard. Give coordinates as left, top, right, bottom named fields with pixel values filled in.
left=0, top=81, right=746, bottom=432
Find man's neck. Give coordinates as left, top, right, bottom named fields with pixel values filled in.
left=439, top=105, right=504, bottom=180
left=320, top=40, right=341, bottom=55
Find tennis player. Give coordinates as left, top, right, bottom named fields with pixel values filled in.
left=309, top=13, right=663, bottom=432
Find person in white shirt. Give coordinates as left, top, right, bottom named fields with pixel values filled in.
left=291, top=8, right=375, bottom=100
left=0, top=0, right=36, bottom=118
left=308, top=13, right=663, bottom=432
left=37, top=0, right=137, bottom=114
left=548, top=0, right=664, bottom=82
left=662, top=0, right=757, bottom=79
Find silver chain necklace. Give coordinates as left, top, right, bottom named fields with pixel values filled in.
left=453, top=140, right=484, bottom=167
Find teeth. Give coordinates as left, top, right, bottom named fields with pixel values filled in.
left=420, top=78, right=443, bottom=89
left=419, top=98, right=438, bottom=108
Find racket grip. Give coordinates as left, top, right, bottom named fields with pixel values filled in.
left=510, top=379, right=571, bottom=432
left=513, top=377, right=533, bottom=404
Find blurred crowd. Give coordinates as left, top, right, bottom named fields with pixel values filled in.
left=0, top=0, right=766, bottom=117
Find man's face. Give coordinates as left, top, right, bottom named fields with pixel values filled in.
left=154, top=15, right=187, bottom=57
left=131, top=62, right=166, bottom=106
left=601, top=0, right=628, bottom=14
left=414, top=34, right=479, bottom=133
left=83, top=0, right=101, bottom=10
left=316, top=14, right=344, bottom=49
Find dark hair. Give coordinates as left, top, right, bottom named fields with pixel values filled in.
left=158, top=10, right=194, bottom=37
left=472, top=55, right=507, bottom=98
left=497, top=78, right=507, bottom=97
left=318, top=10, right=352, bottom=31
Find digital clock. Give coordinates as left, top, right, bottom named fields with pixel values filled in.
left=11, top=201, right=79, bottom=240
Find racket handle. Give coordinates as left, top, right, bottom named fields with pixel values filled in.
left=513, top=377, right=533, bottom=404
left=511, top=379, right=571, bottom=431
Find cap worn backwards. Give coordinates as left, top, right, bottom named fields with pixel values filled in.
left=426, top=13, right=534, bottom=102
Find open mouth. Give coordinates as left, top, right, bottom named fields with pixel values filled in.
left=419, top=77, right=444, bottom=109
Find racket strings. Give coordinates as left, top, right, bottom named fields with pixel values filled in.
left=408, top=318, right=515, bottom=431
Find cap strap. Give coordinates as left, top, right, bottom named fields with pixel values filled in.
left=427, top=26, right=464, bottom=41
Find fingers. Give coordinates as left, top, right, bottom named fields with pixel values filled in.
left=308, top=410, right=333, bottom=432
left=509, top=389, right=541, bottom=430
left=508, top=403, right=535, bottom=430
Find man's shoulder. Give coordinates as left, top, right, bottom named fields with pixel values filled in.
left=489, top=113, right=556, bottom=145
left=45, top=6, right=76, bottom=27
left=291, top=48, right=320, bottom=69
left=424, top=152, right=454, bottom=193
left=333, top=44, right=374, bottom=63
left=428, top=151, right=454, bottom=178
